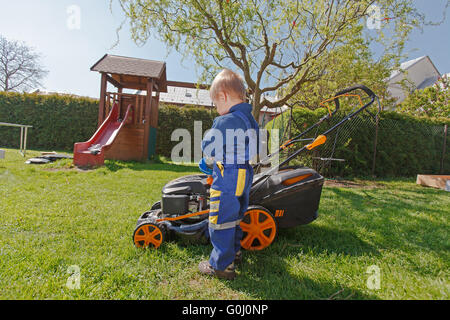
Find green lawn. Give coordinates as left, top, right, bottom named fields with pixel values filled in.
left=0, top=148, right=448, bottom=300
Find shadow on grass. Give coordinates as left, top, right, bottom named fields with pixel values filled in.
left=279, top=224, right=379, bottom=257
left=325, top=187, right=448, bottom=256
left=227, top=251, right=379, bottom=300
left=229, top=225, right=380, bottom=299
left=168, top=223, right=379, bottom=300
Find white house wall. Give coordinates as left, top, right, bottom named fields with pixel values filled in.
left=387, top=56, right=441, bottom=105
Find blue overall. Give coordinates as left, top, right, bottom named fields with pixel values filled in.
left=201, top=103, right=259, bottom=271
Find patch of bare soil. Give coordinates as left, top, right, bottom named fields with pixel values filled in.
left=324, top=179, right=385, bottom=189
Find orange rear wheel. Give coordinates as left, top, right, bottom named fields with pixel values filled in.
left=133, top=223, right=165, bottom=249
left=240, top=206, right=277, bottom=251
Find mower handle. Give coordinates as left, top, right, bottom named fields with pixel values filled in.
left=254, top=85, right=377, bottom=171
left=333, top=84, right=376, bottom=111
left=251, top=85, right=378, bottom=192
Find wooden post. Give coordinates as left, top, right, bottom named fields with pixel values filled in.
left=143, top=78, right=154, bottom=160
left=146, top=78, right=154, bottom=122
left=118, top=87, right=123, bottom=118
left=106, top=94, right=111, bottom=117
left=98, top=73, right=107, bottom=127
left=149, top=91, right=160, bottom=159
left=152, top=92, right=160, bottom=128
left=135, top=94, right=139, bottom=125
left=140, top=96, right=144, bottom=124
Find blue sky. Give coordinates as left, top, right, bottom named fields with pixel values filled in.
left=0, top=0, right=449, bottom=98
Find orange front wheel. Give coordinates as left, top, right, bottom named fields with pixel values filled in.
left=240, top=206, right=277, bottom=251
left=133, top=223, right=165, bottom=249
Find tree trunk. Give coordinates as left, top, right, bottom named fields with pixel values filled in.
left=252, top=103, right=262, bottom=124
left=251, top=91, right=262, bottom=123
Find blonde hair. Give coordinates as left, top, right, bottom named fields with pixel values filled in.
left=210, top=69, right=246, bottom=101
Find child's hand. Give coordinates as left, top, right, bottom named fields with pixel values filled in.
left=199, top=158, right=213, bottom=175
left=204, top=157, right=215, bottom=168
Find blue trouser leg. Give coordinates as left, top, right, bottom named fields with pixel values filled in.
left=209, top=192, right=240, bottom=270
left=209, top=228, right=237, bottom=270
left=234, top=225, right=243, bottom=255
left=234, top=194, right=249, bottom=253
left=234, top=168, right=253, bottom=253
left=208, top=164, right=253, bottom=271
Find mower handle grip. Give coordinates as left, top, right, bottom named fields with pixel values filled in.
left=333, top=84, right=376, bottom=111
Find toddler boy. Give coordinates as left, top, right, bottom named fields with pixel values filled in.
left=198, top=69, right=259, bottom=280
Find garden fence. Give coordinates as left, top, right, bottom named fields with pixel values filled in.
left=280, top=112, right=449, bottom=178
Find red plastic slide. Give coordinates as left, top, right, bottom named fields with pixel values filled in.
left=73, top=103, right=133, bottom=167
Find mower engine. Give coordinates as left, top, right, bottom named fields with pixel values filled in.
left=160, top=175, right=210, bottom=221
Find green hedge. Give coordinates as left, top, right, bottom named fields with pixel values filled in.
left=267, top=107, right=450, bottom=177
left=0, top=92, right=218, bottom=158
left=156, top=104, right=218, bottom=158
left=0, top=92, right=99, bottom=151
left=373, top=112, right=449, bottom=176
left=1, top=91, right=447, bottom=177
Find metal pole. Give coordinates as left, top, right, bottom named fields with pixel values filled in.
left=24, top=127, right=28, bottom=157
left=20, top=127, right=24, bottom=156
left=0, top=123, right=32, bottom=157
left=372, top=113, right=379, bottom=177
left=441, top=124, right=448, bottom=174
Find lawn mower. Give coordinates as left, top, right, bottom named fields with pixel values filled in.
left=133, top=85, right=378, bottom=251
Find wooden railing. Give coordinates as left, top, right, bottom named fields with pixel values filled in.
left=105, top=92, right=147, bottom=125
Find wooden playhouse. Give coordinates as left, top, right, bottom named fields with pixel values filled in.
left=74, top=54, right=168, bottom=166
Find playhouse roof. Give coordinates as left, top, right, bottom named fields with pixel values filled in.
left=91, top=54, right=167, bottom=92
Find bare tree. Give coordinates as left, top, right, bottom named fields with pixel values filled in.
left=0, top=35, right=48, bottom=92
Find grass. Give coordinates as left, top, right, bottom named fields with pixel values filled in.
left=0, top=148, right=449, bottom=300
